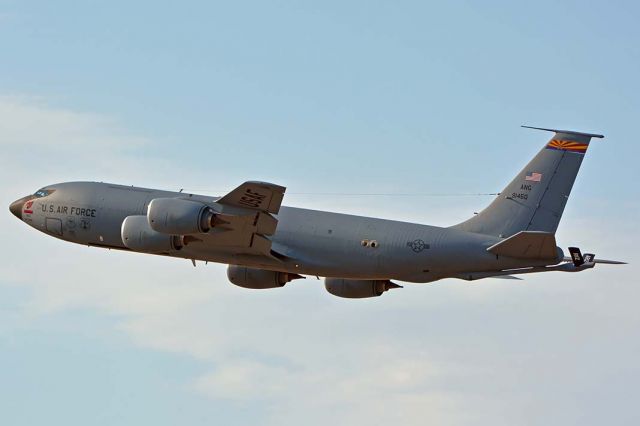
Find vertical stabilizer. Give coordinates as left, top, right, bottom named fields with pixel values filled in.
left=453, top=126, right=603, bottom=238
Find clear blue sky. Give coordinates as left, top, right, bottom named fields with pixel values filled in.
left=1, top=1, right=639, bottom=425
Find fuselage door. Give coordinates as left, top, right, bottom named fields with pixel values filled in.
left=45, top=217, right=63, bottom=236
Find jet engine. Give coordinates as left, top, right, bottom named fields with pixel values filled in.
left=324, top=278, right=402, bottom=298
left=147, top=198, right=216, bottom=234
left=121, top=215, right=184, bottom=253
left=227, top=265, right=304, bottom=289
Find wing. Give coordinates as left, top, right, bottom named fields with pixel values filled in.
left=191, top=181, right=287, bottom=258
left=217, top=181, right=286, bottom=214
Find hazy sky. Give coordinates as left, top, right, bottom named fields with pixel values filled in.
left=1, top=1, right=639, bottom=425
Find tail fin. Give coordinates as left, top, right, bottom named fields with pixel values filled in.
left=453, top=126, right=603, bottom=238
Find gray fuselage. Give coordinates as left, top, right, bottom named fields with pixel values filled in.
left=11, top=182, right=559, bottom=283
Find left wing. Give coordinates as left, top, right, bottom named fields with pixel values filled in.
left=217, top=181, right=286, bottom=214
left=195, top=181, right=287, bottom=257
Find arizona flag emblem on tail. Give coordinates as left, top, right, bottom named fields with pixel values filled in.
left=546, top=139, right=589, bottom=153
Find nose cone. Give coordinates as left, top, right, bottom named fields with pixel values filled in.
left=9, top=198, right=25, bottom=219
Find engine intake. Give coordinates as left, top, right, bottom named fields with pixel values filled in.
left=121, top=215, right=183, bottom=253
left=227, top=265, right=304, bottom=289
left=325, top=278, right=402, bottom=298
left=147, top=198, right=215, bottom=234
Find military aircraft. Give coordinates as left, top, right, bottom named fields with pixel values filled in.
left=9, top=126, right=625, bottom=298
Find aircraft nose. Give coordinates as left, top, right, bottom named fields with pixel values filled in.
left=9, top=197, right=25, bottom=219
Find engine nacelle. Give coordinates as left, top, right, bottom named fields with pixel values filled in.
left=325, top=278, right=402, bottom=298
left=147, top=198, right=215, bottom=234
left=227, top=265, right=304, bottom=289
left=121, top=215, right=184, bottom=253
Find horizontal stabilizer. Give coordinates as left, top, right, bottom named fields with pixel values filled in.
left=487, top=231, right=558, bottom=259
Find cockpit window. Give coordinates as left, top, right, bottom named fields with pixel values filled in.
left=34, top=189, right=53, bottom=198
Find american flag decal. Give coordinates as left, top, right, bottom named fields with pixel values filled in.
left=525, top=172, right=542, bottom=182
left=546, top=139, right=589, bottom=153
